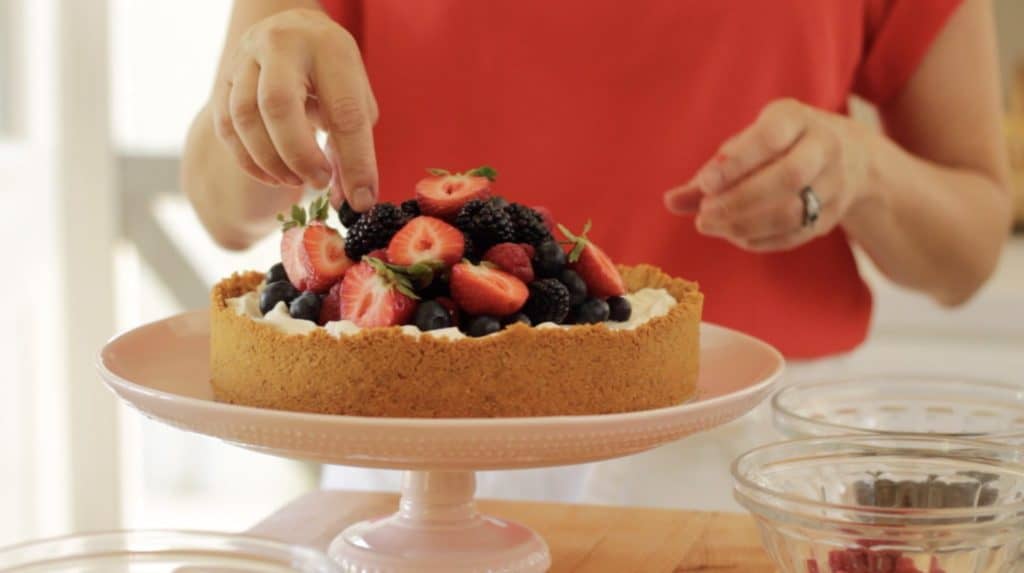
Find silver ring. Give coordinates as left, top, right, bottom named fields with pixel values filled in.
left=800, top=186, right=820, bottom=228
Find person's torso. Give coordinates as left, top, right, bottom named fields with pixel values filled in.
left=325, top=0, right=875, bottom=357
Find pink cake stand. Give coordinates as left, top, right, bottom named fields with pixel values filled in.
left=97, top=311, right=783, bottom=573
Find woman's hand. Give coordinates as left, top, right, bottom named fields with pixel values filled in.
left=211, top=8, right=379, bottom=211
left=664, top=98, right=876, bottom=252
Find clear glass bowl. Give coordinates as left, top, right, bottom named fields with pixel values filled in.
left=733, top=435, right=1024, bottom=573
left=0, top=530, right=340, bottom=572
left=772, top=376, right=1024, bottom=445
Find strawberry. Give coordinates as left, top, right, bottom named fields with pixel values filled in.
left=319, top=280, right=343, bottom=324
left=483, top=243, right=534, bottom=284
left=387, top=216, right=465, bottom=268
left=301, top=223, right=353, bottom=292
left=558, top=221, right=626, bottom=298
left=415, top=166, right=496, bottom=218
left=450, top=261, right=528, bottom=316
left=340, top=259, right=419, bottom=327
left=278, top=196, right=354, bottom=293
left=366, top=248, right=389, bottom=262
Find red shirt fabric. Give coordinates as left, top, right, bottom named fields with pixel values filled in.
left=320, top=0, right=961, bottom=358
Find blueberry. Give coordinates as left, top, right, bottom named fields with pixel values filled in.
left=558, top=269, right=587, bottom=306
left=607, top=296, right=632, bottom=322
left=289, top=292, right=322, bottom=322
left=533, top=240, right=566, bottom=278
left=266, top=262, right=288, bottom=285
left=260, top=280, right=300, bottom=315
left=414, top=300, right=452, bottom=331
left=573, top=298, right=610, bottom=324
left=502, top=312, right=532, bottom=327
left=467, top=316, right=501, bottom=337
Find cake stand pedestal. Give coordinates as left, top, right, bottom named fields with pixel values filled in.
left=97, top=311, right=783, bottom=573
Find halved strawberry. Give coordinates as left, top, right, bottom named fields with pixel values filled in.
left=483, top=243, right=534, bottom=284
left=279, top=195, right=354, bottom=293
left=319, top=280, right=343, bottom=324
left=415, top=166, right=496, bottom=218
left=340, top=259, right=419, bottom=327
left=301, top=223, right=354, bottom=292
left=450, top=261, right=528, bottom=316
left=366, top=248, right=389, bottom=262
left=558, top=222, right=626, bottom=298
left=280, top=226, right=309, bottom=290
left=387, top=216, right=465, bottom=268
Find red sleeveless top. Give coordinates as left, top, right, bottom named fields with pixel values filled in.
left=320, top=0, right=960, bottom=358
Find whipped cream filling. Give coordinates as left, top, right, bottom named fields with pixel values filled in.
left=227, top=287, right=676, bottom=340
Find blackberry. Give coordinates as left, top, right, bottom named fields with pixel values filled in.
left=344, top=203, right=408, bottom=260
left=522, top=279, right=570, bottom=325
left=462, top=234, right=480, bottom=263
left=505, top=203, right=552, bottom=246
left=454, top=198, right=515, bottom=253
left=400, top=199, right=421, bottom=218
left=338, top=201, right=362, bottom=228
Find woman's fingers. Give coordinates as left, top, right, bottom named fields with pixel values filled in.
left=314, top=35, right=379, bottom=212
left=258, top=55, right=333, bottom=188
left=695, top=99, right=809, bottom=195
left=697, top=130, right=830, bottom=240
left=229, top=60, right=304, bottom=186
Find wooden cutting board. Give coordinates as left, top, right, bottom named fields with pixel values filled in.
left=248, top=490, right=776, bottom=572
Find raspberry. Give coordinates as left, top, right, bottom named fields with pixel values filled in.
left=483, top=243, right=535, bottom=284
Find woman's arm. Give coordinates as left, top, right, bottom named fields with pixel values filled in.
left=182, top=0, right=378, bottom=250
left=665, top=0, right=1011, bottom=307
left=845, top=0, right=1011, bottom=305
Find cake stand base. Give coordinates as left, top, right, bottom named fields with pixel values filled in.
left=328, top=471, right=551, bottom=573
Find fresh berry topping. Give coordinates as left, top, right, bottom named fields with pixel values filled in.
left=522, top=279, right=571, bottom=324
left=339, top=259, right=419, bottom=327
left=558, top=269, right=588, bottom=307
left=387, top=216, right=465, bottom=268
left=435, top=296, right=460, bottom=325
left=559, top=221, right=626, bottom=298
left=572, top=297, right=610, bottom=324
left=467, top=315, right=501, bottom=338
left=400, top=198, right=421, bottom=218
left=532, top=240, right=566, bottom=278
left=266, top=262, right=288, bottom=285
left=519, top=243, right=536, bottom=259
left=450, top=261, right=529, bottom=317
left=260, top=280, right=301, bottom=315
left=289, top=292, right=322, bottom=322
left=278, top=196, right=353, bottom=292
left=483, top=243, right=535, bottom=284
left=505, top=203, right=553, bottom=246
left=502, top=312, right=532, bottom=327
left=414, top=300, right=453, bottom=331
left=461, top=233, right=480, bottom=263
left=280, top=226, right=310, bottom=289
left=338, top=200, right=361, bottom=228
left=300, top=222, right=354, bottom=292
left=607, top=295, right=632, bottom=322
left=415, top=166, right=496, bottom=218
left=365, top=248, right=389, bottom=262
left=319, top=281, right=343, bottom=324
left=533, top=205, right=555, bottom=231
left=344, top=203, right=409, bottom=261
left=454, top=198, right=515, bottom=253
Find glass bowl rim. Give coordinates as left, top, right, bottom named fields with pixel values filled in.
left=771, top=374, right=1024, bottom=441
left=0, top=528, right=337, bottom=570
left=731, top=434, right=1024, bottom=521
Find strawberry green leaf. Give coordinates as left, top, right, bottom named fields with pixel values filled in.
left=465, top=165, right=498, bottom=181
left=557, top=223, right=588, bottom=263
